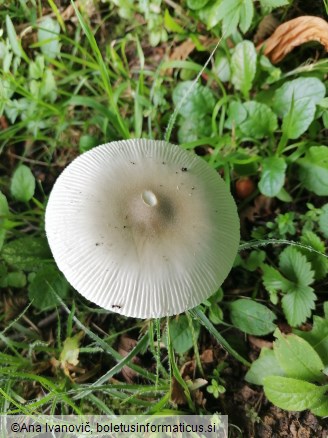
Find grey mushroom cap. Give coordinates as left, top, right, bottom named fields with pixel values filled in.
left=45, top=139, right=240, bottom=318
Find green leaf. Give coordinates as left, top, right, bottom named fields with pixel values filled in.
left=242, top=250, right=266, bottom=272
left=0, top=191, right=9, bottom=227
left=319, top=204, right=328, bottom=238
left=281, top=285, right=316, bottom=327
left=231, top=41, right=257, bottom=98
left=263, top=376, right=326, bottom=411
left=187, top=0, right=210, bottom=10
left=274, top=78, right=326, bottom=139
left=229, top=299, right=276, bottom=336
left=239, top=101, right=277, bottom=139
left=298, top=146, right=328, bottom=196
left=168, top=315, right=200, bottom=354
left=274, top=329, right=324, bottom=382
left=38, top=16, right=61, bottom=59
left=262, top=264, right=291, bottom=304
left=282, top=97, right=315, bottom=139
left=225, top=101, right=247, bottom=129
left=311, top=396, right=328, bottom=417
left=172, top=81, right=215, bottom=120
left=1, top=237, right=52, bottom=271
left=245, top=347, right=284, bottom=386
left=6, top=15, right=22, bottom=58
left=164, top=9, right=185, bottom=33
left=259, top=0, right=289, bottom=11
left=258, top=156, right=286, bottom=197
left=214, top=54, right=231, bottom=83
left=280, top=247, right=315, bottom=326
left=300, top=231, right=328, bottom=280
left=262, top=247, right=316, bottom=326
left=201, top=0, right=238, bottom=31
left=6, top=271, right=27, bottom=288
left=28, top=265, right=69, bottom=310
left=239, top=0, right=254, bottom=33
left=280, top=246, right=314, bottom=286
left=294, top=316, right=328, bottom=366
left=274, top=78, right=326, bottom=117
left=10, top=165, right=36, bottom=202
left=60, top=334, right=82, bottom=368
left=177, top=116, right=212, bottom=143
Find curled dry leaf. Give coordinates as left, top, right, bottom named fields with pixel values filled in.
left=257, top=16, right=328, bottom=63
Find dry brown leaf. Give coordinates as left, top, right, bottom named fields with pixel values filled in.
left=257, top=16, right=328, bottom=63
left=170, top=39, right=195, bottom=62
left=254, top=14, right=280, bottom=45
left=248, top=335, right=273, bottom=350
left=118, top=334, right=140, bottom=383
left=200, top=349, right=214, bottom=364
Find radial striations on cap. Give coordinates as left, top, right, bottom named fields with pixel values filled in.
left=45, top=139, right=240, bottom=318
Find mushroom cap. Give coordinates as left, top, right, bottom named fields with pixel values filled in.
left=45, top=139, right=239, bottom=318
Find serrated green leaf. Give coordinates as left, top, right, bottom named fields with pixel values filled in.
left=168, top=315, right=200, bottom=354
left=294, top=316, right=328, bottom=366
left=280, top=246, right=314, bottom=286
left=258, top=156, right=286, bottom=197
left=231, top=41, right=257, bottom=99
left=10, top=165, right=36, bottom=202
left=28, top=265, right=69, bottom=310
left=298, top=146, right=328, bottom=196
left=262, top=264, right=292, bottom=304
left=245, top=347, right=284, bottom=385
left=274, top=329, right=324, bottom=382
left=239, top=101, right=277, bottom=139
left=281, top=284, right=316, bottom=327
left=1, top=237, right=52, bottom=271
left=300, top=231, right=328, bottom=280
left=263, top=376, right=326, bottom=411
left=263, top=247, right=316, bottom=326
left=230, top=299, right=276, bottom=335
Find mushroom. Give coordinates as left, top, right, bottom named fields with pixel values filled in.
left=45, top=139, right=239, bottom=318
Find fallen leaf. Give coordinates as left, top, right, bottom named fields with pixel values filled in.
left=248, top=335, right=273, bottom=350
left=254, top=15, right=279, bottom=45
left=200, top=349, right=214, bottom=364
left=118, top=334, right=140, bottom=383
left=170, top=39, right=195, bottom=62
left=258, top=16, right=328, bottom=63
